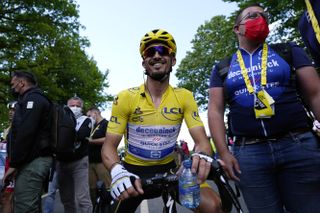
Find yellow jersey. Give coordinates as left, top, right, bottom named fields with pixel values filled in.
left=107, top=84, right=204, bottom=166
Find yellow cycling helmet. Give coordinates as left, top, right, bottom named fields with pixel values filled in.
left=139, top=29, right=177, bottom=57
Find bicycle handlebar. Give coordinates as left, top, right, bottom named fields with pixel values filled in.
left=97, top=159, right=243, bottom=213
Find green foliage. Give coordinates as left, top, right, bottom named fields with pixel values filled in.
left=176, top=16, right=237, bottom=109
left=176, top=0, right=307, bottom=108
left=0, top=0, right=111, bottom=129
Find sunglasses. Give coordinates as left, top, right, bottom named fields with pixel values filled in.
left=238, top=11, right=269, bottom=24
left=143, top=45, right=172, bottom=58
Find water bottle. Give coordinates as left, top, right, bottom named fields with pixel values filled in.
left=179, top=159, right=200, bottom=209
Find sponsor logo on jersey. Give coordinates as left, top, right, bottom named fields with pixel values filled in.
left=161, top=107, right=183, bottom=121
left=128, top=87, right=140, bottom=93
left=132, top=116, right=143, bottom=122
left=110, top=116, right=120, bottom=124
left=135, top=126, right=177, bottom=134
left=134, top=107, right=143, bottom=115
left=192, top=111, right=202, bottom=122
left=227, top=59, right=280, bottom=80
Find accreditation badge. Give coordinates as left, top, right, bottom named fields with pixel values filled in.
left=254, top=90, right=275, bottom=118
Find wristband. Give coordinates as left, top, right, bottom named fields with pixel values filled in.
left=192, top=152, right=213, bottom=163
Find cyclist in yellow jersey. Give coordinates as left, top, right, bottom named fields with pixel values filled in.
left=102, top=29, right=223, bottom=213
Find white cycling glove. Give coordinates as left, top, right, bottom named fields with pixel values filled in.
left=110, top=164, right=139, bottom=199
left=313, top=120, right=320, bottom=133
left=191, top=152, right=213, bottom=163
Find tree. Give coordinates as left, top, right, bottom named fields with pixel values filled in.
left=176, top=16, right=237, bottom=108
left=0, top=0, right=110, bottom=130
left=176, top=0, right=307, bottom=108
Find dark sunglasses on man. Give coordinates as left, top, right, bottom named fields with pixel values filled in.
left=142, top=45, right=173, bottom=58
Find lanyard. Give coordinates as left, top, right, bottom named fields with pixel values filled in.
left=90, top=123, right=100, bottom=138
left=236, top=43, right=268, bottom=94
left=305, top=0, right=320, bottom=44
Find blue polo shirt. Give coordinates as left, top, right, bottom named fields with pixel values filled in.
left=210, top=43, right=313, bottom=137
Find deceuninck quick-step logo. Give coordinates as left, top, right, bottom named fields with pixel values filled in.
left=227, top=59, right=281, bottom=80
left=135, top=126, right=177, bottom=134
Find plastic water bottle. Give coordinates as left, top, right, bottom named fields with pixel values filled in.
left=179, top=159, right=200, bottom=209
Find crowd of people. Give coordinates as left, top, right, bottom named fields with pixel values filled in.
left=0, top=73, right=111, bottom=213
left=0, top=1, right=320, bottom=213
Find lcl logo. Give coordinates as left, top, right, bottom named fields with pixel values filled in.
left=163, top=107, right=183, bottom=114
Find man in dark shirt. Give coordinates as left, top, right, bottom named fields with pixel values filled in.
left=4, top=71, right=53, bottom=213
left=86, top=107, right=110, bottom=204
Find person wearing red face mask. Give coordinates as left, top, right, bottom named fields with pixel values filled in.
left=208, top=3, right=320, bottom=213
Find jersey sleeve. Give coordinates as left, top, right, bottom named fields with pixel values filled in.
left=180, top=89, right=204, bottom=129
left=289, top=42, right=314, bottom=69
left=107, top=90, right=131, bottom=135
left=209, top=64, right=224, bottom=88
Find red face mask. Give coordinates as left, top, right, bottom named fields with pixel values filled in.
left=244, top=16, right=269, bottom=42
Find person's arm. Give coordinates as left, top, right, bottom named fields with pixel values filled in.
left=101, top=90, right=143, bottom=201
left=189, top=126, right=212, bottom=183
left=102, top=132, right=143, bottom=200
left=88, top=137, right=105, bottom=145
left=296, top=66, right=320, bottom=121
left=208, top=87, right=241, bottom=181
left=181, top=89, right=213, bottom=183
left=101, top=133, right=122, bottom=170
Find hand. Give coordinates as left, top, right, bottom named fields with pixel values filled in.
left=110, top=164, right=143, bottom=200
left=313, top=120, right=320, bottom=136
left=219, top=152, right=241, bottom=181
left=191, top=153, right=212, bottom=184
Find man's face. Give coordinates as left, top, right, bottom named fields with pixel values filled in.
left=10, top=76, right=24, bottom=95
left=142, top=44, right=176, bottom=78
left=86, top=110, right=97, bottom=122
left=67, top=99, right=82, bottom=108
left=8, top=108, right=15, bottom=121
left=237, top=6, right=267, bottom=35
left=239, top=6, right=266, bottom=25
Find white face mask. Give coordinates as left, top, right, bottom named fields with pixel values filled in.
left=69, top=106, right=82, bottom=118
